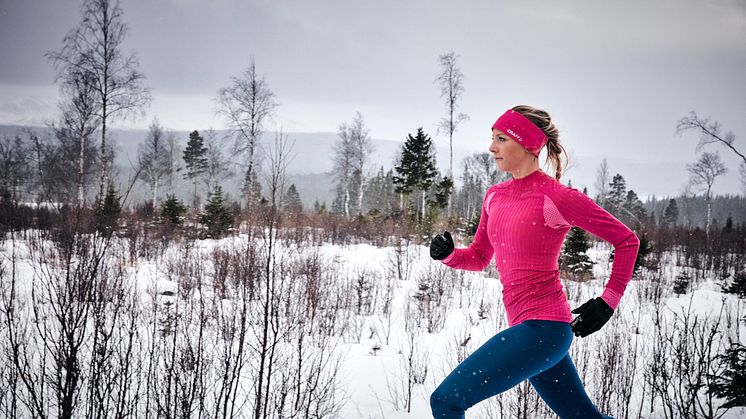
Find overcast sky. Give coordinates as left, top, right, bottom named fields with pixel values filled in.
left=1, top=0, right=745, bottom=194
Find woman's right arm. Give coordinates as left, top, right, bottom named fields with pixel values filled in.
left=440, top=190, right=495, bottom=271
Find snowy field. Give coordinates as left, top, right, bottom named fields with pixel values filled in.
left=1, top=231, right=745, bottom=419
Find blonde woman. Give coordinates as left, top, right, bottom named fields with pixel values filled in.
left=429, top=106, right=639, bottom=418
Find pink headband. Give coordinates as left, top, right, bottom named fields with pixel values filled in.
left=491, top=109, right=548, bottom=157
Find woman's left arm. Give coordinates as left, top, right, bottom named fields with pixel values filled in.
left=554, top=187, right=641, bottom=310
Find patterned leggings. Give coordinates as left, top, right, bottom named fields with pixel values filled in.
left=430, top=320, right=613, bottom=418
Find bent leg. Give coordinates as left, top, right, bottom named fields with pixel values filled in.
left=529, top=353, right=614, bottom=418
left=431, top=320, right=572, bottom=419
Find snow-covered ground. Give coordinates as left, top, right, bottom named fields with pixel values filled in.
left=1, top=232, right=745, bottom=418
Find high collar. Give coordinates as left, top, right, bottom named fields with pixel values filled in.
left=510, top=168, right=545, bottom=187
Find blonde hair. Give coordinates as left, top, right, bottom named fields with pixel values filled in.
left=511, top=105, right=568, bottom=181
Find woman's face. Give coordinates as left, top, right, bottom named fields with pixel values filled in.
left=489, top=128, right=532, bottom=173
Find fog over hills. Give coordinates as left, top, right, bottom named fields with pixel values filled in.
left=2, top=125, right=743, bottom=209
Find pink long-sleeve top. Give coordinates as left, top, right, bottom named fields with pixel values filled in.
left=442, top=169, right=640, bottom=326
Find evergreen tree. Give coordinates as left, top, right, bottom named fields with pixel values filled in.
left=722, top=270, right=746, bottom=298
left=623, top=189, right=647, bottom=226
left=93, top=182, right=121, bottom=237
left=283, top=184, right=303, bottom=213
left=662, top=198, right=679, bottom=227
left=607, top=173, right=627, bottom=214
left=434, top=176, right=453, bottom=210
left=560, top=227, right=594, bottom=279
left=634, top=229, right=652, bottom=275
left=723, top=212, right=734, bottom=233
left=393, top=128, right=438, bottom=221
left=160, top=195, right=187, bottom=225
left=673, top=271, right=691, bottom=295
left=199, top=185, right=234, bottom=237
left=313, top=199, right=327, bottom=214
left=364, top=166, right=397, bottom=215
left=710, top=317, right=746, bottom=408
left=183, top=130, right=208, bottom=207
left=243, top=169, right=262, bottom=206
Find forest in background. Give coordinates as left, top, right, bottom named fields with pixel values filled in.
left=1, top=0, right=745, bottom=417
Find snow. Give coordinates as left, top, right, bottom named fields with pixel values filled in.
left=1, top=231, right=745, bottom=418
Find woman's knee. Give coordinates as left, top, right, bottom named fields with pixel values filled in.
left=430, top=386, right=466, bottom=416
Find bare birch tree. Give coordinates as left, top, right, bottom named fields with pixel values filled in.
left=677, top=111, right=745, bottom=164
left=138, top=119, right=171, bottom=207
left=332, top=120, right=355, bottom=218
left=47, top=0, right=151, bottom=198
left=595, top=158, right=610, bottom=207
left=686, top=152, right=727, bottom=239
left=51, top=66, right=101, bottom=207
left=436, top=52, right=468, bottom=214
left=0, top=136, right=32, bottom=203
left=216, top=59, right=278, bottom=206
left=203, top=129, right=234, bottom=192
left=349, top=113, right=374, bottom=216
left=677, top=111, right=746, bottom=194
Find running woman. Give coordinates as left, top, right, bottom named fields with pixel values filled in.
left=429, top=105, right=640, bottom=418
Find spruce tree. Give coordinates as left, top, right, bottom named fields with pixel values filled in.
left=93, top=182, right=121, bottom=237
left=710, top=316, right=746, bottom=408
left=160, top=195, right=187, bottom=225
left=662, top=198, right=679, bottom=227
left=624, top=190, right=647, bottom=222
left=283, top=184, right=303, bottom=213
left=673, top=271, right=691, bottom=295
left=607, top=174, right=627, bottom=214
left=723, top=213, right=734, bottom=233
left=560, top=227, right=594, bottom=280
left=723, top=270, right=746, bottom=298
left=183, top=130, right=208, bottom=207
left=365, top=166, right=397, bottom=216
left=393, top=127, right=438, bottom=221
left=199, top=185, right=234, bottom=237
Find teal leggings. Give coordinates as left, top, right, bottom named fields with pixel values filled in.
left=430, top=320, right=613, bottom=418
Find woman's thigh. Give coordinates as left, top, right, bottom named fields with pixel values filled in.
left=432, top=320, right=573, bottom=412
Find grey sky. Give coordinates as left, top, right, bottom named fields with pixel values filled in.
left=1, top=0, right=745, bottom=195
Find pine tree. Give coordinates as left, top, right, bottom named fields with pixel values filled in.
left=93, top=182, right=121, bottom=237
left=393, top=128, right=438, bottom=222
left=560, top=227, right=594, bottom=280
left=160, top=195, right=187, bottom=225
left=183, top=130, right=208, bottom=207
left=283, top=184, right=303, bottom=214
left=607, top=174, right=627, bottom=214
left=199, top=185, right=234, bottom=237
left=662, top=198, right=679, bottom=227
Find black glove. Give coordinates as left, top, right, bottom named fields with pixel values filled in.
left=570, top=297, right=614, bottom=338
left=430, top=231, right=454, bottom=260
